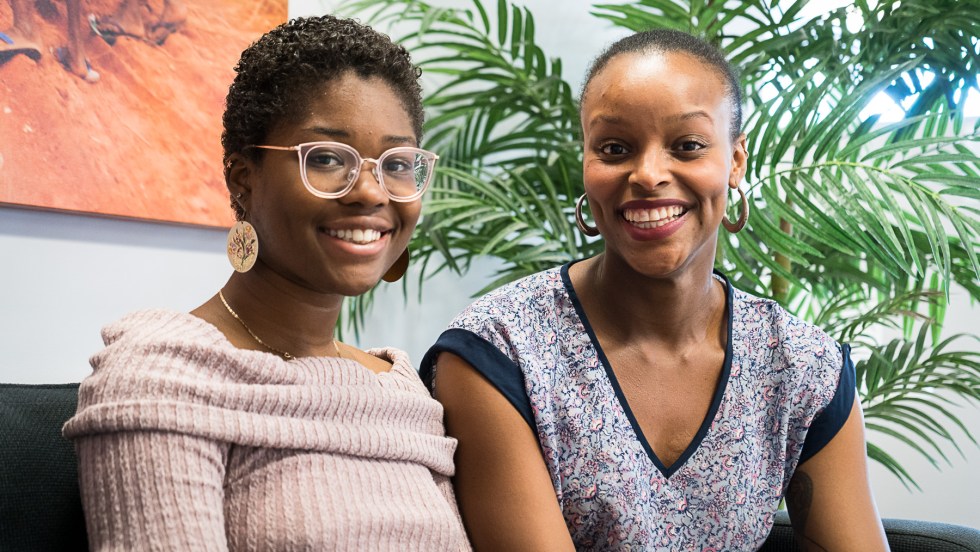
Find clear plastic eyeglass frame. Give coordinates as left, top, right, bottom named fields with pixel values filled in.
left=250, top=141, right=439, bottom=202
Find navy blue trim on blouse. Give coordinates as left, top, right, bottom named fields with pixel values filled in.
left=798, top=343, right=857, bottom=464
left=420, top=327, right=538, bottom=432
left=560, top=261, right=734, bottom=479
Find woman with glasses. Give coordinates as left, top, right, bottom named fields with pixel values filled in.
left=64, top=15, right=469, bottom=551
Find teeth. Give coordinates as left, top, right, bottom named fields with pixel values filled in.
left=327, top=228, right=383, bottom=244
left=623, top=206, right=685, bottom=228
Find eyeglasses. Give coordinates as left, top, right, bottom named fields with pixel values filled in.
left=249, top=141, right=439, bottom=202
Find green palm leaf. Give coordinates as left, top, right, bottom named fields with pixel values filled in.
left=856, top=325, right=980, bottom=488
left=347, top=0, right=980, bottom=486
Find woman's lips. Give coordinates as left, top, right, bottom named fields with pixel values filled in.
left=319, top=226, right=392, bottom=255
left=619, top=206, right=689, bottom=240
left=326, top=227, right=384, bottom=244
left=622, top=205, right=686, bottom=228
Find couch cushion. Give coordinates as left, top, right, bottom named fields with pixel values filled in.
left=0, top=383, right=87, bottom=551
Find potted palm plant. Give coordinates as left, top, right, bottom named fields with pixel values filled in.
left=344, top=0, right=980, bottom=488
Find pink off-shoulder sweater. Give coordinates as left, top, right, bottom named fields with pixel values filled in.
left=63, top=310, right=470, bottom=551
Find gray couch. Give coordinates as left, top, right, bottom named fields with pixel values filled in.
left=2, top=382, right=978, bottom=551
left=762, top=510, right=980, bottom=551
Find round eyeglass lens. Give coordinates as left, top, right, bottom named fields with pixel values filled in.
left=303, top=144, right=358, bottom=195
left=381, top=150, right=432, bottom=198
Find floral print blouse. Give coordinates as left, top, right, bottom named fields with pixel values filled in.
left=422, top=262, right=854, bottom=551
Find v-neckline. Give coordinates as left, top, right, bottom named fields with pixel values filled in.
left=560, top=262, right=734, bottom=479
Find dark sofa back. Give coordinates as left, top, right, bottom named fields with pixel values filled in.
left=0, top=383, right=88, bottom=552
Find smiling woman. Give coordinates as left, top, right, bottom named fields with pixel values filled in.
left=423, top=29, right=889, bottom=551
left=226, top=73, right=427, bottom=300
left=579, top=46, right=746, bottom=276
left=61, top=15, right=470, bottom=551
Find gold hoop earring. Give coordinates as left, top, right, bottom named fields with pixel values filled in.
left=722, top=186, right=749, bottom=233
left=227, top=220, right=258, bottom=273
left=383, top=248, right=410, bottom=282
left=575, top=194, right=600, bottom=237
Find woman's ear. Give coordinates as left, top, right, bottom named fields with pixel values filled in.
left=225, top=153, right=252, bottom=213
left=730, top=133, right=748, bottom=189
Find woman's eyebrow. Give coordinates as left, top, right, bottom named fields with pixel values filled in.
left=587, top=114, right=626, bottom=129
left=304, top=126, right=350, bottom=139
left=383, top=135, right=417, bottom=145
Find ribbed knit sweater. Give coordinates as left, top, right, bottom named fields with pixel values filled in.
left=63, top=309, right=470, bottom=551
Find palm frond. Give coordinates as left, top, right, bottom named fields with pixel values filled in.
left=856, top=325, right=980, bottom=488
left=348, top=0, right=980, bottom=486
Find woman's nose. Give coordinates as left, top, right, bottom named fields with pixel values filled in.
left=629, top=148, right=671, bottom=190
left=341, top=159, right=389, bottom=207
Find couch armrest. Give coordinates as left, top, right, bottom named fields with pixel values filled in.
left=761, top=509, right=980, bottom=552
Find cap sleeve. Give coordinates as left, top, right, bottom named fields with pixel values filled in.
left=798, top=343, right=857, bottom=464
left=421, top=327, right=536, bottom=431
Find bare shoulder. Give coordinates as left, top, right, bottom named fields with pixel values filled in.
left=190, top=295, right=254, bottom=350
left=341, top=343, right=394, bottom=374
left=189, top=295, right=224, bottom=329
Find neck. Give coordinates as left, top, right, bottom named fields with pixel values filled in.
left=221, top=263, right=345, bottom=358
left=579, top=252, right=725, bottom=348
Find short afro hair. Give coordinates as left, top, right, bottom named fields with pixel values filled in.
left=222, top=15, right=424, bottom=218
left=581, top=29, right=742, bottom=141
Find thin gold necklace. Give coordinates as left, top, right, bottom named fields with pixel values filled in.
left=218, top=289, right=342, bottom=361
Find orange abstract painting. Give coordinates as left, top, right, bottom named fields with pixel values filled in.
left=0, top=0, right=287, bottom=227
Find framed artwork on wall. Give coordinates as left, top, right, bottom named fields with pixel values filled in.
left=0, top=0, right=287, bottom=228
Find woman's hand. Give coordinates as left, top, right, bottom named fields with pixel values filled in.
left=786, top=398, right=890, bottom=551
left=434, top=352, right=576, bottom=552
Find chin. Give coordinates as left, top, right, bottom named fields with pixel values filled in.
left=331, top=277, right=383, bottom=298
left=303, top=264, right=381, bottom=297
left=636, top=265, right=682, bottom=280
left=620, top=254, right=685, bottom=279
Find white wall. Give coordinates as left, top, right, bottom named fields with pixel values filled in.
left=0, top=204, right=494, bottom=375
left=0, top=0, right=976, bottom=531
left=0, top=206, right=228, bottom=382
